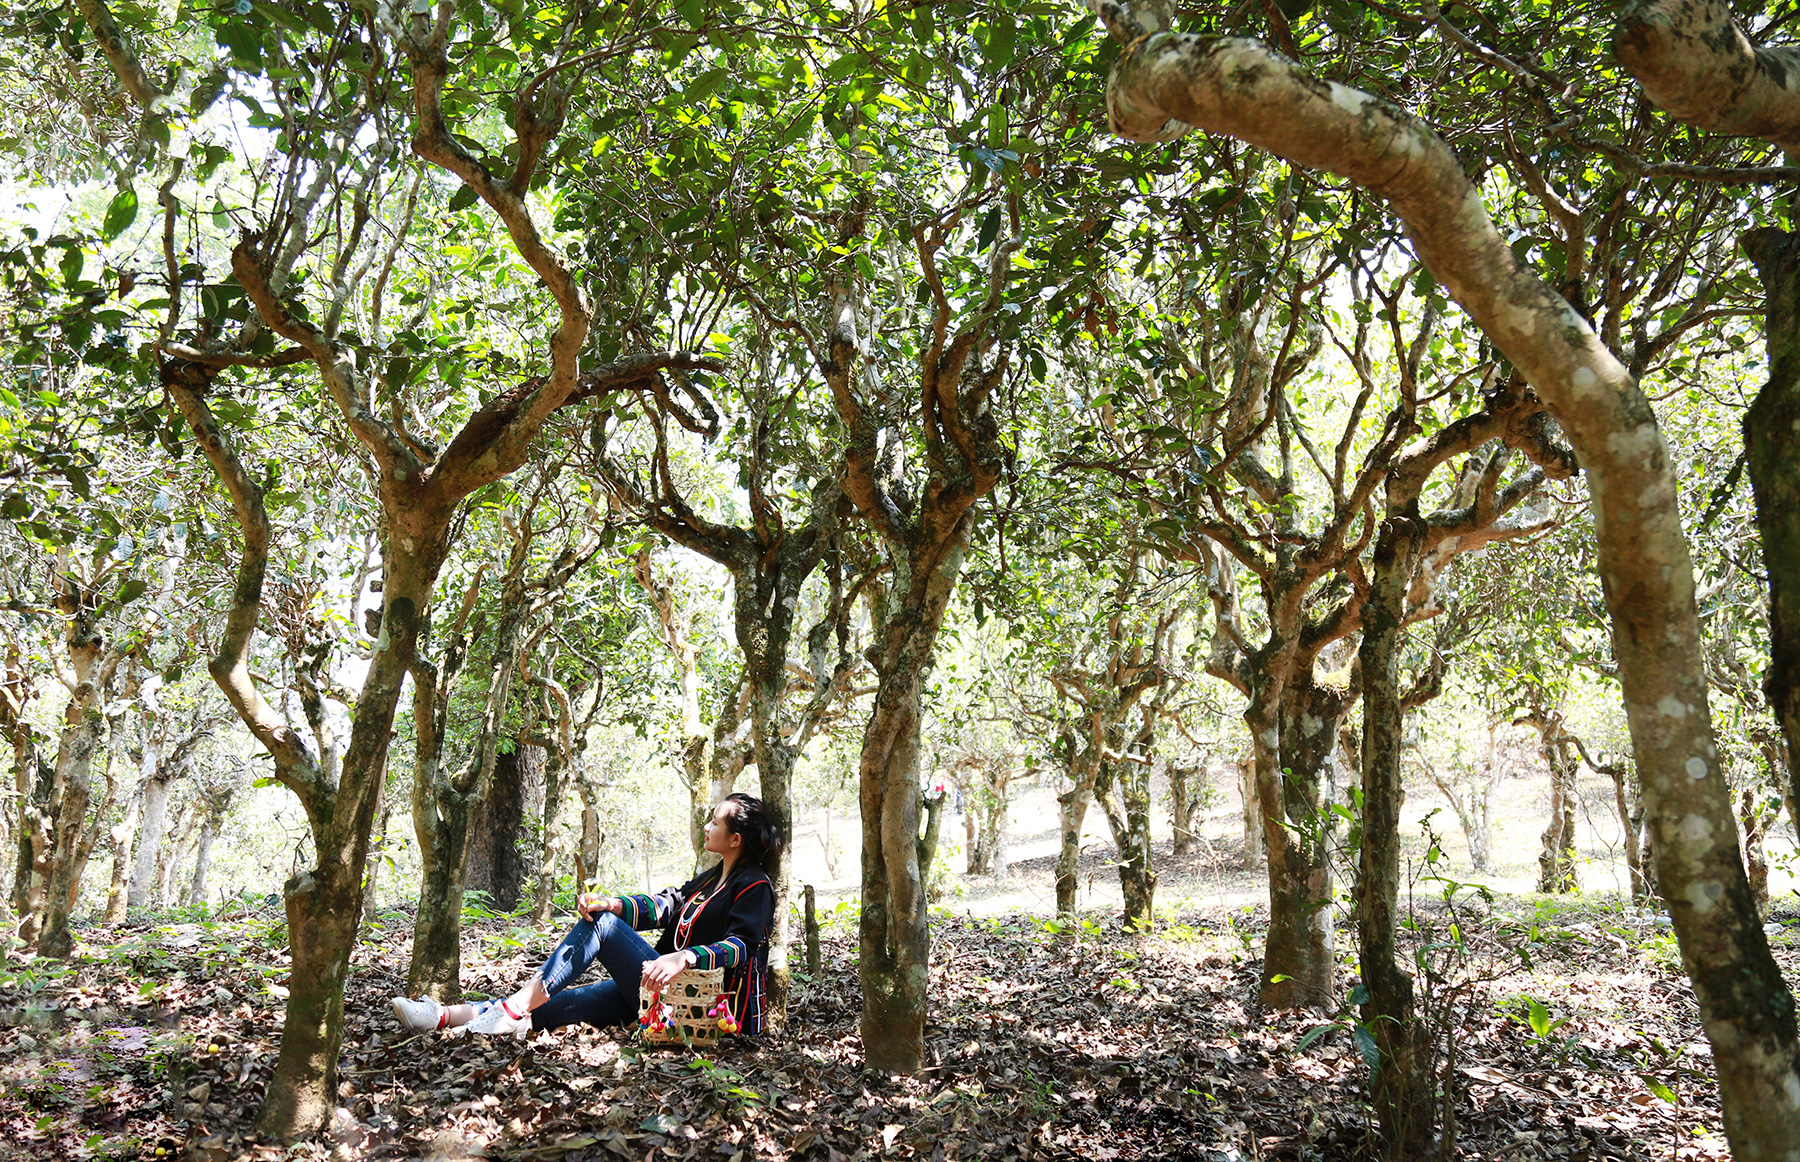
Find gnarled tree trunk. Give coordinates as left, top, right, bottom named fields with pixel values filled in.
left=1055, top=745, right=1099, bottom=916
left=1531, top=718, right=1579, bottom=895
left=466, top=742, right=544, bottom=912
left=38, top=570, right=116, bottom=958
left=1359, top=514, right=1435, bottom=1158
left=1252, top=674, right=1354, bottom=1009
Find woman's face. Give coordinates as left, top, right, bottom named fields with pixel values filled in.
left=703, top=804, right=742, bottom=858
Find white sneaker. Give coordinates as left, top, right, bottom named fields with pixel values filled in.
left=461, top=999, right=533, bottom=1039
left=391, top=996, right=442, bottom=1033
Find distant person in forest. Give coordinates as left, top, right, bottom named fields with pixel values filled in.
left=391, top=792, right=781, bottom=1039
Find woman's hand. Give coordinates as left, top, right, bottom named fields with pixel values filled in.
left=577, top=894, right=618, bottom=921
left=640, top=950, right=692, bottom=992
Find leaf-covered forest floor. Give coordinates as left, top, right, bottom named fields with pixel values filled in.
left=3, top=892, right=1796, bottom=1162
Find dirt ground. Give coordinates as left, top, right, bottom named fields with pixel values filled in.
left=4, top=761, right=1796, bottom=1161
left=4, top=890, right=1786, bottom=1162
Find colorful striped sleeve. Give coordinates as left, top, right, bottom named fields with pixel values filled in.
left=617, top=893, right=669, bottom=930
left=688, top=935, right=749, bottom=971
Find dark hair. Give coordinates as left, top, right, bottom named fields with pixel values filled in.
left=721, top=792, right=784, bottom=868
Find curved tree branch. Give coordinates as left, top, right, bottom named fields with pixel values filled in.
left=1615, top=1, right=1800, bottom=150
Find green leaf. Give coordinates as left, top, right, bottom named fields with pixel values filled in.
left=1641, top=1075, right=1677, bottom=1105
left=1526, top=997, right=1552, bottom=1038
left=115, top=578, right=148, bottom=605
left=1295, top=1022, right=1335, bottom=1051
left=985, top=13, right=1016, bottom=66
left=640, top=1113, right=682, bottom=1134
left=686, top=66, right=728, bottom=105
left=103, top=187, right=139, bottom=240
left=1352, top=1024, right=1381, bottom=1072
left=448, top=184, right=479, bottom=213
left=59, top=246, right=84, bottom=287
left=977, top=206, right=1002, bottom=251
left=196, top=144, right=231, bottom=184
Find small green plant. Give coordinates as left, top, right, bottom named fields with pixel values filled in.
left=483, top=923, right=539, bottom=959
left=1511, top=995, right=1571, bottom=1045
left=826, top=898, right=861, bottom=929
left=687, top=1057, right=765, bottom=1108
left=1222, top=906, right=1260, bottom=960
left=1295, top=984, right=1382, bottom=1080
left=1636, top=927, right=1683, bottom=970
left=1035, top=914, right=1103, bottom=940
left=460, top=890, right=502, bottom=922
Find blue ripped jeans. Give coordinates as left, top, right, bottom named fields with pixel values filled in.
left=530, top=912, right=658, bottom=1031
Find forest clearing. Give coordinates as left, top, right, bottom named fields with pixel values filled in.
left=5, top=0, right=1800, bottom=1158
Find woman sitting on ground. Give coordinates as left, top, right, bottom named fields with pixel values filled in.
left=391, top=792, right=781, bottom=1039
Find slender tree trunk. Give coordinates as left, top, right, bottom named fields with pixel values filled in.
left=103, top=782, right=141, bottom=925
left=1474, top=721, right=1503, bottom=873
left=574, top=776, right=601, bottom=889
left=1742, top=230, right=1800, bottom=836
left=1237, top=754, right=1262, bottom=870
left=683, top=735, right=713, bottom=863
left=532, top=677, right=600, bottom=923
left=13, top=750, right=51, bottom=945
left=734, top=562, right=809, bottom=1029
left=129, top=770, right=171, bottom=908
left=1170, top=764, right=1194, bottom=857
left=858, top=516, right=975, bottom=1073
left=1055, top=752, right=1098, bottom=916
left=409, top=568, right=533, bottom=996
left=186, top=815, right=216, bottom=909
left=157, top=802, right=201, bottom=909
left=37, top=631, right=108, bottom=957
left=1608, top=764, right=1650, bottom=900
left=1114, top=764, right=1158, bottom=929
left=962, top=797, right=985, bottom=875
left=533, top=747, right=567, bottom=924
left=986, top=778, right=1009, bottom=879
left=859, top=673, right=930, bottom=1072
left=363, top=790, right=392, bottom=926
left=804, top=883, right=821, bottom=975
left=1095, top=705, right=1161, bottom=932
left=3, top=635, right=42, bottom=927
left=410, top=804, right=472, bottom=996
left=1740, top=789, right=1771, bottom=923
left=261, top=549, right=436, bottom=1139
left=1358, top=516, right=1435, bottom=1157
left=748, top=679, right=797, bottom=1025
left=1534, top=726, right=1579, bottom=894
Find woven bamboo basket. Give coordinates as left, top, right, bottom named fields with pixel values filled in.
left=637, top=964, right=726, bottom=1048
